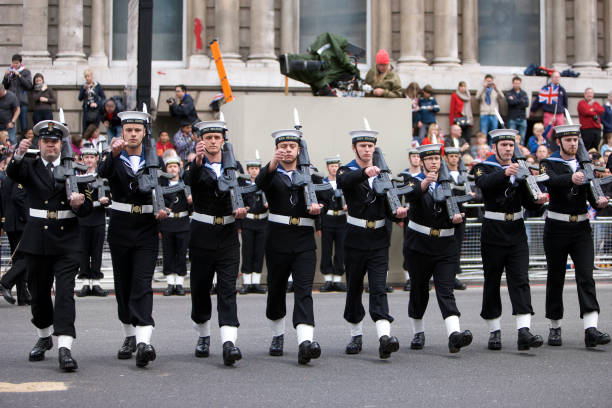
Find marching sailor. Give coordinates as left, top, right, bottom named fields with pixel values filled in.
left=399, top=148, right=421, bottom=291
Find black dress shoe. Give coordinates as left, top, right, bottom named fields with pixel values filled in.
left=58, top=347, right=78, bottom=372
left=448, top=330, right=473, bottom=353
left=345, top=335, right=362, bottom=354
left=319, top=281, right=334, bottom=292
left=333, top=282, right=347, bottom=292
left=29, top=336, right=53, bottom=361
left=385, top=285, right=394, bottom=293
left=76, top=285, right=91, bottom=298
left=174, top=285, right=186, bottom=296
left=117, top=336, right=137, bottom=359
left=517, top=328, right=543, bottom=351
left=195, top=336, right=210, bottom=357
left=163, top=285, right=175, bottom=296
left=378, top=335, right=400, bottom=359
left=454, top=277, right=467, bottom=290
left=0, top=283, right=16, bottom=304
left=410, top=332, right=425, bottom=350
left=286, top=282, right=294, bottom=293
left=250, top=284, right=267, bottom=294
left=90, top=285, right=108, bottom=297
left=222, top=341, right=242, bottom=366
left=269, top=335, right=284, bottom=356
left=298, top=340, right=321, bottom=365
left=585, top=327, right=611, bottom=348
left=548, top=327, right=562, bottom=346
left=239, top=285, right=250, bottom=294
left=135, top=343, right=156, bottom=367
left=488, top=330, right=502, bottom=350
left=403, top=280, right=411, bottom=292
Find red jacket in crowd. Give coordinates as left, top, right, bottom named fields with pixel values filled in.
left=577, top=99, right=604, bottom=129
left=449, top=92, right=464, bottom=127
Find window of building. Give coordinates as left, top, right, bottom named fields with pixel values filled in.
left=111, top=0, right=185, bottom=63
left=478, top=0, right=541, bottom=66
left=299, top=0, right=369, bottom=64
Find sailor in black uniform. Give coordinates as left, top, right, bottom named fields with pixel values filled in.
left=473, top=128, right=547, bottom=351
left=0, top=158, right=30, bottom=305
left=97, top=110, right=168, bottom=368
left=255, top=129, right=326, bottom=365
left=541, top=124, right=610, bottom=348
left=7, top=119, right=93, bottom=371
left=160, top=155, right=191, bottom=297
left=319, top=155, right=347, bottom=292
left=403, top=144, right=472, bottom=353
left=239, top=158, right=267, bottom=294
left=76, top=143, right=109, bottom=297
left=183, top=120, right=245, bottom=366
left=338, top=128, right=407, bottom=359
left=444, top=146, right=469, bottom=291
left=400, top=148, right=422, bottom=292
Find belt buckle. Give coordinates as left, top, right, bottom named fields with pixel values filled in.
left=429, top=228, right=440, bottom=237
left=214, top=216, right=224, bottom=225
left=333, top=210, right=339, bottom=216
left=253, top=214, right=260, bottom=220
left=504, top=213, right=514, bottom=221
left=173, top=212, right=180, bottom=218
left=132, top=205, right=142, bottom=214
left=290, top=216, right=300, bottom=226
left=366, top=220, right=376, bottom=229
left=569, top=215, right=578, bottom=222
left=47, top=210, right=58, bottom=219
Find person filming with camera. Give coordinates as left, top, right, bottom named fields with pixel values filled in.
left=168, top=85, right=198, bottom=126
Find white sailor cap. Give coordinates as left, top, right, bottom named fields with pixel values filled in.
left=553, top=124, right=581, bottom=139
left=444, top=146, right=461, bottom=155
left=164, top=156, right=181, bottom=166
left=81, top=142, right=98, bottom=156
left=325, top=155, right=341, bottom=165
left=350, top=130, right=378, bottom=144
left=417, top=143, right=443, bottom=158
left=272, top=129, right=302, bottom=144
left=489, top=128, right=518, bottom=143
left=407, top=147, right=419, bottom=155
left=193, top=120, right=227, bottom=136
left=33, top=120, right=69, bottom=140
left=118, top=111, right=151, bottom=125
left=245, top=159, right=262, bottom=168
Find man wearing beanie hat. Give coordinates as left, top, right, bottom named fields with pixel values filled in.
left=473, top=128, right=548, bottom=352
left=540, top=125, right=610, bottom=348
left=364, top=49, right=402, bottom=98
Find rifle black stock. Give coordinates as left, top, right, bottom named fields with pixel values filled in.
left=513, top=142, right=548, bottom=201
left=576, top=138, right=612, bottom=202
left=372, top=147, right=412, bottom=214
left=433, top=160, right=473, bottom=221
left=217, top=140, right=258, bottom=212
left=291, top=137, right=333, bottom=208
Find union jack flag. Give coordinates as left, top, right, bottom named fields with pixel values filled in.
left=539, top=84, right=559, bottom=104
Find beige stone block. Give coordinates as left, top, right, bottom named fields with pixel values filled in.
left=64, top=111, right=82, bottom=133
left=239, top=7, right=249, bottom=27
left=1, top=26, right=22, bottom=45
left=0, top=46, right=23, bottom=65
left=56, top=90, right=84, bottom=111
left=0, top=5, right=23, bottom=23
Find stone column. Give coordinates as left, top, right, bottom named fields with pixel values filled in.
left=280, top=0, right=298, bottom=53
left=551, top=1, right=568, bottom=70
left=215, top=0, right=241, bottom=61
left=604, top=0, right=612, bottom=70
left=55, top=0, right=86, bottom=63
left=432, top=0, right=460, bottom=65
left=189, top=0, right=210, bottom=67
left=21, top=0, right=51, bottom=64
left=376, top=0, right=392, bottom=54
left=573, top=0, right=599, bottom=70
left=88, top=0, right=108, bottom=66
left=398, top=0, right=426, bottom=66
left=248, top=0, right=277, bottom=66
left=461, top=0, right=477, bottom=65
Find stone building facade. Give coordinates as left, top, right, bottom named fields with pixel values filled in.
left=2, top=0, right=612, bottom=135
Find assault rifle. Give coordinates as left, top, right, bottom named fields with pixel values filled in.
left=217, top=137, right=258, bottom=212
left=432, top=159, right=473, bottom=221
left=576, top=138, right=612, bottom=202
left=513, top=142, right=549, bottom=201
left=372, top=147, right=413, bottom=214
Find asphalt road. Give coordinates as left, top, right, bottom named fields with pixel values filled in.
left=0, top=283, right=611, bottom=408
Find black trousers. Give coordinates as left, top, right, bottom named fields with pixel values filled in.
left=266, top=249, right=316, bottom=328
left=25, top=252, right=80, bottom=338
left=320, top=226, right=345, bottom=276
left=343, top=246, right=393, bottom=324
left=0, top=231, right=27, bottom=294
left=240, top=227, right=265, bottom=273
left=581, top=128, right=601, bottom=151
left=544, top=221, right=600, bottom=320
left=109, top=242, right=158, bottom=327
left=454, top=223, right=465, bottom=276
left=480, top=242, right=534, bottom=319
left=79, top=225, right=105, bottom=280
left=190, top=245, right=239, bottom=327
left=161, top=230, right=189, bottom=276
left=405, top=248, right=461, bottom=319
